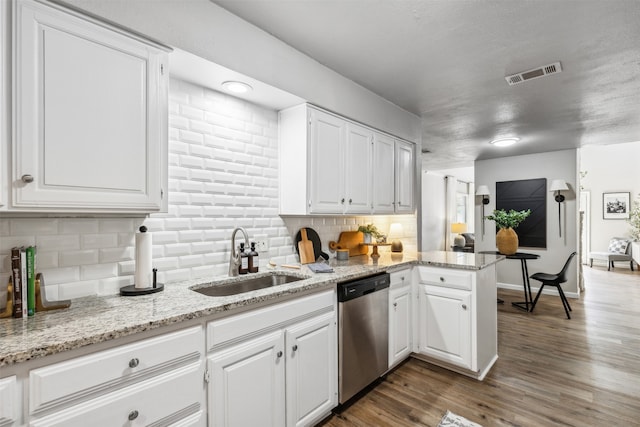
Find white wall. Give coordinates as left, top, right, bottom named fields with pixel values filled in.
left=421, top=171, right=446, bottom=251
left=475, top=149, right=578, bottom=295
left=421, top=166, right=474, bottom=251
left=60, top=0, right=421, bottom=144
left=0, top=79, right=416, bottom=304
left=580, top=141, right=640, bottom=251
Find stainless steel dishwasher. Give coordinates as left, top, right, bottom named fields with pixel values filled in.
left=337, top=272, right=390, bottom=404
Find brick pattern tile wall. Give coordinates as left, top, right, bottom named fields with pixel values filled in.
left=0, top=78, right=417, bottom=304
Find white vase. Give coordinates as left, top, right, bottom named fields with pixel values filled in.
left=363, top=233, right=372, bottom=244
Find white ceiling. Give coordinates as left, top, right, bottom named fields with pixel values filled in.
left=212, top=0, right=640, bottom=169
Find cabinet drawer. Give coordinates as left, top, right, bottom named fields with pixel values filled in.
left=416, top=267, right=473, bottom=290
left=207, top=289, right=335, bottom=351
left=30, top=361, right=204, bottom=427
left=389, top=269, right=411, bottom=289
left=30, top=326, right=204, bottom=415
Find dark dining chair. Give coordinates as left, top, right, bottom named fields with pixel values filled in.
left=529, top=252, right=577, bottom=319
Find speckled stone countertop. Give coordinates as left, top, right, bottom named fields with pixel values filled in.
left=0, top=251, right=503, bottom=367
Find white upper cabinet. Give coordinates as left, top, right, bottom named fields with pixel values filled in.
left=279, top=104, right=415, bottom=215
left=10, top=0, right=169, bottom=213
left=372, top=133, right=395, bottom=213
left=308, top=108, right=346, bottom=213
left=395, top=139, right=415, bottom=213
left=344, top=122, right=372, bottom=214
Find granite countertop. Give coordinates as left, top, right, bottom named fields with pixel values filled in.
left=0, top=251, right=503, bottom=367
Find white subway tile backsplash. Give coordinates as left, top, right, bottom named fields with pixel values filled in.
left=58, top=280, right=98, bottom=299
left=81, top=263, right=117, bottom=280
left=0, top=77, right=417, bottom=302
left=83, top=233, right=118, bottom=249
left=100, top=247, right=134, bottom=263
left=60, top=250, right=99, bottom=267
left=36, top=235, right=80, bottom=251
left=100, top=219, right=135, bottom=234
left=40, top=267, right=80, bottom=285
left=10, top=219, right=59, bottom=236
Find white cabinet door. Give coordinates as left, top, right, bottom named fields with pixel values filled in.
left=395, top=140, right=415, bottom=213
left=13, top=0, right=167, bottom=212
left=418, top=284, right=472, bottom=370
left=285, top=312, right=337, bottom=427
left=308, top=108, right=346, bottom=213
left=344, top=123, right=372, bottom=214
left=372, top=133, right=395, bottom=213
left=208, top=331, right=286, bottom=427
left=0, top=376, right=18, bottom=426
left=389, top=285, right=412, bottom=368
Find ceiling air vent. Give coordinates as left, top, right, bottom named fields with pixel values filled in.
left=505, top=61, right=562, bottom=86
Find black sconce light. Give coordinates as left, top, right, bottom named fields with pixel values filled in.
left=476, top=185, right=490, bottom=236
left=550, top=179, right=569, bottom=237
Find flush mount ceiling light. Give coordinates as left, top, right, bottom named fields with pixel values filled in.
left=489, top=137, right=520, bottom=147
left=221, top=81, right=253, bottom=94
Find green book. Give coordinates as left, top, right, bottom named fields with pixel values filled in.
left=26, top=246, right=36, bottom=316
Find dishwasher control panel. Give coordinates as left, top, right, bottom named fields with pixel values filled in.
left=337, top=273, right=390, bottom=302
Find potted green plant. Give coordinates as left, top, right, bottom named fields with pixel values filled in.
left=357, top=224, right=381, bottom=244
left=486, top=209, right=531, bottom=255
left=628, top=193, right=640, bottom=241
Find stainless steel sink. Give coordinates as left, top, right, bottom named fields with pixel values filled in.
left=191, top=274, right=305, bottom=297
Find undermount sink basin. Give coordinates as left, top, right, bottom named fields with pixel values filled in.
left=191, top=273, right=305, bottom=297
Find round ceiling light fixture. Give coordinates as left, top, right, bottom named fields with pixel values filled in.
left=489, top=137, right=520, bottom=147
left=221, top=81, right=253, bottom=94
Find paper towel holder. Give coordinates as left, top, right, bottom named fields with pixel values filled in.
left=121, top=268, right=164, bottom=296
left=121, top=225, right=164, bottom=296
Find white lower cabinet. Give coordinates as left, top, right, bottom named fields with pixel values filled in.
left=0, top=376, right=18, bottom=426
left=209, top=330, right=286, bottom=427
left=28, top=326, right=206, bottom=426
left=388, top=269, right=412, bottom=368
left=417, top=284, right=471, bottom=369
left=207, top=289, right=337, bottom=427
left=414, top=265, right=497, bottom=380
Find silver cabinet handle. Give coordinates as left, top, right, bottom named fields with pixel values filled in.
left=292, top=345, right=298, bottom=352
left=440, top=277, right=445, bottom=282
left=462, top=304, right=467, bottom=310
left=21, top=174, right=34, bottom=183
left=277, top=351, right=283, bottom=358
left=393, top=302, right=398, bottom=308
left=128, top=358, right=139, bottom=368
left=349, top=198, right=352, bottom=204
left=341, top=198, right=345, bottom=204
left=128, top=410, right=139, bottom=421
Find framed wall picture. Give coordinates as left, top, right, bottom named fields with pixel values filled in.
left=603, top=192, right=630, bottom=219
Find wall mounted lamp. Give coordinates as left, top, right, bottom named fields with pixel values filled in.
left=476, top=185, right=491, bottom=236
left=550, top=179, right=569, bottom=237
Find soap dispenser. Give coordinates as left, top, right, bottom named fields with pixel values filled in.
left=249, top=242, right=259, bottom=273
left=239, top=243, right=249, bottom=275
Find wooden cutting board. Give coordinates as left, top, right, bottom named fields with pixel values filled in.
left=298, top=228, right=315, bottom=264
left=328, top=231, right=368, bottom=256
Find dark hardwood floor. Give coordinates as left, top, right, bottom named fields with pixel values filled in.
left=321, top=265, right=640, bottom=426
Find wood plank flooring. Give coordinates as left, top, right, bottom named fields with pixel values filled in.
left=320, top=265, right=640, bottom=426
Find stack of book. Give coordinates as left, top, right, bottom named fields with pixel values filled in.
left=11, top=246, right=37, bottom=318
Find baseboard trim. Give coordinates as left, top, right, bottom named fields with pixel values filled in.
left=497, top=282, right=579, bottom=299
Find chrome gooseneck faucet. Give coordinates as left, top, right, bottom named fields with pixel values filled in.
left=228, top=227, right=250, bottom=276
